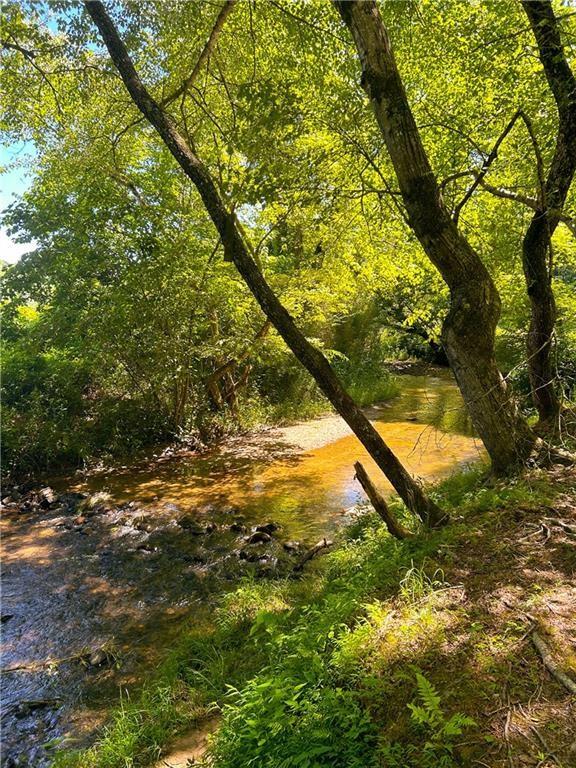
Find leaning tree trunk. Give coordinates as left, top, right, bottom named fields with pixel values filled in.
left=84, top=0, right=446, bottom=528
left=335, top=0, right=536, bottom=473
left=521, top=0, right=576, bottom=429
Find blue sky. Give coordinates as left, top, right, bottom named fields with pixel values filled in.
left=1, top=142, right=36, bottom=264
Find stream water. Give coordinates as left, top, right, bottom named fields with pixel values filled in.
left=1, top=371, right=483, bottom=766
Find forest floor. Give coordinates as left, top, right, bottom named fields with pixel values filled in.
left=55, top=464, right=576, bottom=768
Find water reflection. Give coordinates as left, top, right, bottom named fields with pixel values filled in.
left=73, top=374, right=480, bottom=540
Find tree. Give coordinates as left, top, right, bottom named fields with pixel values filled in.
left=519, top=0, right=576, bottom=430
left=333, top=0, right=567, bottom=472
left=3, top=0, right=573, bottom=485
left=82, top=0, right=445, bottom=527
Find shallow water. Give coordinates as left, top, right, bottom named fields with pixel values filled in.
left=1, top=372, right=482, bottom=766
left=72, top=373, right=480, bottom=538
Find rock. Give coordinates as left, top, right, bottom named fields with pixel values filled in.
left=136, top=543, right=157, bottom=554
left=88, top=649, right=108, bottom=667
left=1, top=613, right=14, bottom=623
left=179, top=516, right=207, bottom=535
left=254, top=522, right=280, bottom=535
left=163, top=503, right=182, bottom=514
left=229, top=522, right=247, bottom=533
left=283, top=540, right=301, bottom=553
left=133, top=516, right=156, bottom=532
left=80, top=492, right=112, bottom=511
left=38, top=487, right=57, bottom=508
left=246, top=531, right=272, bottom=545
left=73, top=515, right=87, bottom=526
left=58, top=492, right=87, bottom=513
left=181, top=553, right=207, bottom=565
left=239, top=548, right=267, bottom=562
left=204, top=522, right=217, bottom=534
left=11, top=489, right=22, bottom=501
left=256, top=557, right=279, bottom=578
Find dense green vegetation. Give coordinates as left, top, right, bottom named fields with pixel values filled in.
left=2, top=1, right=576, bottom=766
left=51, top=465, right=575, bottom=768
left=2, top=0, right=575, bottom=483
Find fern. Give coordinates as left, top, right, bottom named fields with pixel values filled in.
left=380, top=672, right=476, bottom=768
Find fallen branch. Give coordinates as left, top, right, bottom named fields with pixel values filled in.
left=542, top=518, right=576, bottom=536
left=293, top=538, right=333, bottom=573
left=532, top=630, right=576, bottom=695
left=354, top=461, right=415, bottom=539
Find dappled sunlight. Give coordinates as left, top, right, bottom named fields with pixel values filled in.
left=66, top=375, right=483, bottom=539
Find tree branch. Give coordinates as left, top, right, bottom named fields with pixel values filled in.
left=354, top=461, right=418, bottom=537
left=160, top=0, right=237, bottom=109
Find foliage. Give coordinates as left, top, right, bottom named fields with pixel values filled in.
left=51, top=465, right=551, bottom=768
left=379, top=672, right=476, bottom=768
left=2, top=0, right=575, bottom=476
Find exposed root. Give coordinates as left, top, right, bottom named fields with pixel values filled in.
left=532, top=439, right=575, bottom=469
left=531, top=630, right=576, bottom=696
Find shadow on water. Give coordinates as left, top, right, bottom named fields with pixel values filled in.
left=0, top=372, right=482, bottom=766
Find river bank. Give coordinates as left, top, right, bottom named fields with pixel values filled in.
left=54, top=464, right=576, bottom=768
left=2, top=372, right=480, bottom=766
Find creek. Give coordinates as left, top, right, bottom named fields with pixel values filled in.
left=1, top=371, right=482, bottom=766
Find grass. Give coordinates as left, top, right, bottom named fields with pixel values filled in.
left=52, top=464, right=575, bottom=768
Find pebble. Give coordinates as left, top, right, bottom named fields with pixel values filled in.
left=246, top=531, right=272, bottom=545
left=254, top=522, right=280, bottom=535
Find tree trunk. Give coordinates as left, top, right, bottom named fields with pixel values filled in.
left=522, top=217, right=559, bottom=429
left=521, top=0, right=576, bottom=429
left=84, top=0, right=445, bottom=527
left=335, top=0, right=536, bottom=473
left=354, top=461, right=416, bottom=539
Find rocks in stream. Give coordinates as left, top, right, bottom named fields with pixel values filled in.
left=38, top=487, right=57, bottom=509
left=245, top=531, right=272, bottom=545
left=78, top=491, right=113, bottom=513
left=132, top=515, right=157, bottom=533
left=179, top=516, right=211, bottom=535
left=254, top=521, right=281, bottom=535
left=238, top=546, right=274, bottom=564
left=228, top=522, right=247, bottom=533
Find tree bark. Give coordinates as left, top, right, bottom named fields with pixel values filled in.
left=520, top=0, right=576, bottom=429
left=354, top=461, right=417, bottom=538
left=84, top=0, right=445, bottom=527
left=335, top=0, right=536, bottom=473
left=159, top=0, right=237, bottom=109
